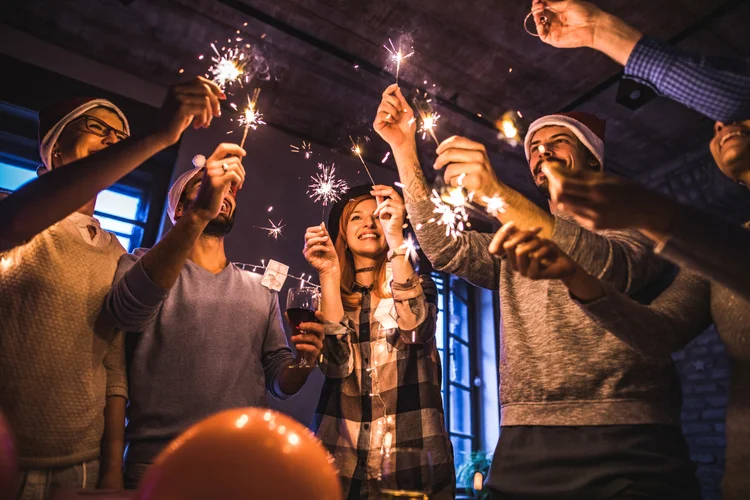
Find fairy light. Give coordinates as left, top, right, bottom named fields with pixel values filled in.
left=349, top=136, right=376, bottom=185
left=235, top=262, right=318, bottom=288
left=383, top=38, right=414, bottom=81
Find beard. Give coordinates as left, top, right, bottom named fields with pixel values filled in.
left=535, top=178, right=551, bottom=199
left=203, top=212, right=236, bottom=237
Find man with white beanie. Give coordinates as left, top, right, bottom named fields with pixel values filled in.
left=104, top=145, right=324, bottom=489
left=375, top=83, right=699, bottom=499
left=0, top=76, right=223, bottom=497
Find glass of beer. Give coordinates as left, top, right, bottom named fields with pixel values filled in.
left=379, top=447, right=432, bottom=499
left=286, top=287, right=321, bottom=368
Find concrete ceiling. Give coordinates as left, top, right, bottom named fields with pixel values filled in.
left=2, top=0, right=749, bottom=201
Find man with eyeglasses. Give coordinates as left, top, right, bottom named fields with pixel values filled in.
left=0, top=76, right=224, bottom=498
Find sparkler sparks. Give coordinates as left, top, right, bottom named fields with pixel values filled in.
left=308, top=162, right=349, bottom=209
left=207, top=42, right=248, bottom=90
left=255, top=219, right=286, bottom=239
left=481, top=195, right=508, bottom=218
left=429, top=189, right=469, bottom=239
left=418, top=111, right=441, bottom=143
left=237, top=89, right=264, bottom=148
left=290, top=141, right=313, bottom=159
left=349, top=136, right=376, bottom=185
left=383, top=38, right=414, bottom=82
left=399, top=234, right=419, bottom=264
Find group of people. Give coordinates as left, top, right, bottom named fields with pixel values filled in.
left=1, top=0, right=748, bottom=499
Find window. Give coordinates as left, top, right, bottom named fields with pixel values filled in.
left=0, top=158, right=147, bottom=251
left=433, top=272, right=478, bottom=478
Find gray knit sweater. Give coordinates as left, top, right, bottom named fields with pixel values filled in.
left=578, top=210, right=750, bottom=500
left=408, top=200, right=676, bottom=426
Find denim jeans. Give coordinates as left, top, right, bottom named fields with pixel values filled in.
left=16, top=460, right=100, bottom=500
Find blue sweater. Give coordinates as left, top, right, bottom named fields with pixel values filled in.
left=105, top=249, right=294, bottom=462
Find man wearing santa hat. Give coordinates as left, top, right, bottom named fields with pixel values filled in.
left=104, top=149, right=324, bottom=489
left=375, top=84, right=699, bottom=499
left=0, top=76, right=224, bottom=498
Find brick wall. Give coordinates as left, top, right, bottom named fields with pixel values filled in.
left=673, top=326, right=730, bottom=500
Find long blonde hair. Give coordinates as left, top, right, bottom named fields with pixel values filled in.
left=335, top=194, right=391, bottom=311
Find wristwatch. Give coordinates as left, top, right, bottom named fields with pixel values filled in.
left=387, top=248, right=407, bottom=261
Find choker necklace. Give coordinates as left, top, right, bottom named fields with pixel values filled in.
left=355, top=266, right=376, bottom=273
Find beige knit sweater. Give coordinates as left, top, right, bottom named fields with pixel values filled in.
left=0, top=221, right=128, bottom=467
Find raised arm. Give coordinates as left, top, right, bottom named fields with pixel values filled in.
left=532, top=0, right=750, bottom=122
left=98, top=330, right=128, bottom=489
left=373, top=85, right=501, bottom=289
left=0, top=77, right=223, bottom=252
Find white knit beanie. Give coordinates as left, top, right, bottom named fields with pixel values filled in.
left=524, top=112, right=606, bottom=168
left=166, top=166, right=204, bottom=225
left=38, top=97, right=130, bottom=172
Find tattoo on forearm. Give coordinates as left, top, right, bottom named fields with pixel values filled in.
left=402, top=162, right=430, bottom=203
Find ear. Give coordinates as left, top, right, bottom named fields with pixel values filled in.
left=174, top=202, right=185, bottom=219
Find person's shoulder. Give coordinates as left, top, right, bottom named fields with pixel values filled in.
left=231, top=264, right=276, bottom=296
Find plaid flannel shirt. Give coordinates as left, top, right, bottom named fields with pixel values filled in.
left=624, top=36, right=750, bottom=122
left=313, top=273, right=455, bottom=500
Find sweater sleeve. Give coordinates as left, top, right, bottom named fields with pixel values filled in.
left=391, top=273, right=438, bottom=344
left=575, top=268, right=712, bottom=359
left=262, top=291, right=296, bottom=399
left=103, top=330, right=128, bottom=399
left=551, top=215, right=666, bottom=295
left=406, top=199, right=500, bottom=290
left=655, top=206, right=750, bottom=302
left=105, top=250, right=170, bottom=332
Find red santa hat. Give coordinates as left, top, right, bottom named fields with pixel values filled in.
left=38, top=97, right=130, bottom=172
left=523, top=112, right=606, bottom=168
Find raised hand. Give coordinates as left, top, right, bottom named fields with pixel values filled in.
left=532, top=0, right=602, bottom=48
left=155, top=76, right=225, bottom=147
left=542, top=163, right=677, bottom=232
left=371, top=184, right=406, bottom=251
left=189, top=143, right=246, bottom=222
left=434, top=136, right=504, bottom=199
left=373, top=84, right=417, bottom=150
left=303, top=223, right=340, bottom=277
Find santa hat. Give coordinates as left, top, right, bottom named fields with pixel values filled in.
left=524, top=112, right=606, bottom=168
left=166, top=166, right=204, bottom=225
left=38, top=97, right=130, bottom=172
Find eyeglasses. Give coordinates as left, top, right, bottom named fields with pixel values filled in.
left=73, top=115, right=129, bottom=142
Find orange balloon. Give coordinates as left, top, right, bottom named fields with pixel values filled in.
left=135, top=408, right=342, bottom=500
left=0, top=411, right=19, bottom=500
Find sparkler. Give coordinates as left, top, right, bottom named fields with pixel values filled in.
left=308, top=162, right=349, bottom=219
left=383, top=38, right=414, bottom=82
left=290, top=141, right=313, bottom=159
left=349, top=136, right=376, bottom=185
left=255, top=219, right=285, bottom=239
left=207, top=42, right=248, bottom=90
left=429, top=189, right=470, bottom=239
left=399, top=233, right=419, bottom=264
left=237, top=89, right=264, bottom=148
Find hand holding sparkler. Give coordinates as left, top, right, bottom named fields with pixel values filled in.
left=373, top=85, right=417, bottom=150
left=434, top=136, right=506, bottom=205
left=187, top=143, right=246, bottom=222
left=530, top=0, right=603, bottom=49
left=303, top=223, right=340, bottom=278
left=371, top=185, right=407, bottom=251
left=155, top=76, right=225, bottom=146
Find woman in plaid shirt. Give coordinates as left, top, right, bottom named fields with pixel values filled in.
left=304, top=184, right=455, bottom=499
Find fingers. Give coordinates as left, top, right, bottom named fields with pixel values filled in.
left=488, top=221, right=518, bottom=256
left=443, top=163, right=483, bottom=190
left=515, top=239, right=545, bottom=276
left=434, top=147, right=487, bottom=171
left=436, top=136, right=486, bottom=155
left=208, top=143, right=246, bottom=162
left=297, top=321, right=324, bottom=338
left=503, top=227, right=542, bottom=273
left=305, top=236, right=330, bottom=247
left=291, top=333, right=323, bottom=353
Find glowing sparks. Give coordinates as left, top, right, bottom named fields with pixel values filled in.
left=481, top=195, right=507, bottom=218
left=256, top=219, right=285, bottom=239
left=207, top=42, right=247, bottom=90
left=308, top=163, right=348, bottom=207
left=430, top=189, right=469, bottom=239
left=418, top=112, right=440, bottom=143
left=400, top=233, right=419, bottom=264
left=237, top=89, right=264, bottom=148
left=381, top=151, right=391, bottom=163
left=349, top=136, right=376, bottom=185
left=383, top=38, right=414, bottom=81
left=290, top=141, right=313, bottom=159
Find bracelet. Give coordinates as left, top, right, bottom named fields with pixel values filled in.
left=387, top=248, right=407, bottom=261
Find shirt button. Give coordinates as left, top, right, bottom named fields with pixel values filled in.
left=364, top=357, right=369, bottom=364
left=364, top=423, right=370, bottom=430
